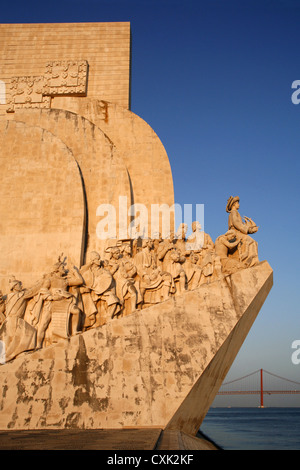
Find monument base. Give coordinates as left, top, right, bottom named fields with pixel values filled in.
left=0, top=261, right=273, bottom=442
left=0, top=428, right=219, bottom=450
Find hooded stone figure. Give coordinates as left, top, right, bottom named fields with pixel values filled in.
left=215, top=230, right=245, bottom=275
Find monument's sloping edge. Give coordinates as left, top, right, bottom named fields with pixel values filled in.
left=156, top=429, right=220, bottom=450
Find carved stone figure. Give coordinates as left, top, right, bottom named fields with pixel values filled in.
left=215, top=230, right=245, bottom=275
left=34, top=256, right=84, bottom=348
left=105, top=244, right=140, bottom=316
left=0, top=291, right=6, bottom=326
left=80, top=251, right=121, bottom=328
left=157, top=232, right=175, bottom=269
left=226, top=196, right=259, bottom=267
left=168, top=248, right=187, bottom=294
left=186, top=222, right=215, bottom=282
left=0, top=277, right=37, bottom=361
left=115, top=244, right=141, bottom=315
left=151, top=232, right=162, bottom=259
left=186, top=221, right=203, bottom=252
left=156, top=231, right=186, bottom=293
left=184, top=252, right=202, bottom=290
left=0, top=198, right=263, bottom=362
left=134, top=239, right=172, bottom=306
left=104, top=246, right=122, bottom=276
left=175, top=223, right=189, bottom=256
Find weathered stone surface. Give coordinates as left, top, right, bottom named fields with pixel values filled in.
left=5, top=98, right=176, bottom=240
left=51, top=97, right=175, bottom=231
left=0, top=21, right=176, bottom=284
left=5, top=108, right=132, bottom=255
left=166, top=260, right=273, bottom=435
left=0, top=261, right=272, bottom=431
left=0, top=120, right=85, bottom=293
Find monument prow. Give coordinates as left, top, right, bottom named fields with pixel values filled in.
left=0, top=261, right=272, bottom=434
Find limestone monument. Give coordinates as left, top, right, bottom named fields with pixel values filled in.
left=0, top=22, right=273, bottom=450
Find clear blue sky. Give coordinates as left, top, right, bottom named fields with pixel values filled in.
left=1, top=0, right=300, bottom=405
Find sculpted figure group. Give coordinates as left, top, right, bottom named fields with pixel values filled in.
left=0, top=196, right=260, bottom=362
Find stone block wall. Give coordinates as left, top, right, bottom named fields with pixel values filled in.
left=0, top=22, right=131, bottom=115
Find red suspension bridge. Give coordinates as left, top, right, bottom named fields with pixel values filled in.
left=217, top=369, right=300, bottom=407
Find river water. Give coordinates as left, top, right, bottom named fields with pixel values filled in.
left=200, top=407, right=300, bottom=450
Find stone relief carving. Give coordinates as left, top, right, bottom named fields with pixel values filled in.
left=43, top=60, right=88, bottom=96
left=6, top=76, right=50, bottom=112
left=6, top=60, right=88, bottom=112
left=0, top=196, right=260, bottom=362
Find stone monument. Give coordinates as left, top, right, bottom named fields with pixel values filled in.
left=0, top=22, right=273, bottom=450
